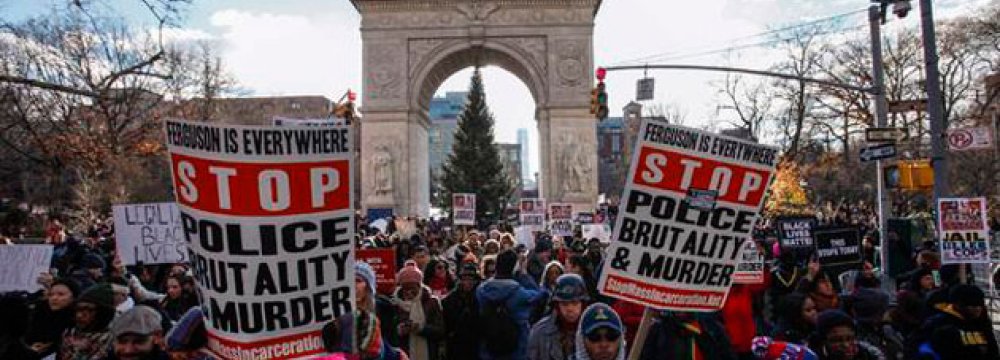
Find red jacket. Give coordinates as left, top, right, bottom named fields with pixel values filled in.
left=611, top=299, right=645, bottom=355
left=721, top=283, right=766, bottom=353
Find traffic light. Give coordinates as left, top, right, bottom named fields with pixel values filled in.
left=890, top=160, right=933, bottom=190
left=333, top=90, right=357, bottom=124
left=595, top=81, right=609, bottom=121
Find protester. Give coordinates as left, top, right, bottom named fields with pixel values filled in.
left=423, top=259, right=456, bottom=297
left=914, top=285, right=999, bottom=359
left=391, top=261, right=445, bottom=360
left=158, top=275, right=197, bottom=322
left=751, top=336, right=818, bottom=360
left=772, top=293, right=818, bottom=344
left=331, top=262, right=406, bottom=360
left=808, top=310, right=885, bottom=360
left=527, top=235, right=554, bottom=283
left=574, top=303, right=626, bottom=360
left=23, top=278, right=79, bottom=358
left=477, top=249, right=549, bottom=359
left=60, top=283, right=116, bottom=360
left=640, top=311, right=737, bottom=360
left=442, top=263, right=482, bottom=360
left=107, top=305, right=169, bottom=360
left=768, top=250, right=803, bottom=322
left=723, top=282, right=768, bottom=359
left=799, top=260, right=840, bottom=313
left=609, top=299, right=644, bottom=356
left=528, top=274, right=589, bottom=360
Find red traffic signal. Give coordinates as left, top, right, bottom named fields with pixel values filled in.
left=595, top=67, right=607, bottom=81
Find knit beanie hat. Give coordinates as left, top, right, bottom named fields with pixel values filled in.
left=81, top=253, right=106, bottom=270
left=815, top=309, right=855, bottom=338
left=396, top=261, right=423, bottom=285
left=355, top=261, right=377, bottom=296
left=78, top=283, right=115, bottom=309
left=52, top=278, right=81, bottom=298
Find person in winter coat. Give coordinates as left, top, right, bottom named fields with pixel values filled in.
left=107, top=305, right=169, bottom=360
left=767, top=251, right=803, bottom=323
left=442, top=262, right=482, bottom=360
left=531, top=261, right=565, bottom=323
left=609, top=300, right=644, bottom=356
left=640, top=311, right=737, bottom=360
left=23, top=278, right=79, bottom=358
left=391, top=261, right=445, bottom=360
left=722, top=282, right=768, bottom=359
left=476, top=249, right=549, bottom=360
left=330, top=262, right=406, bottom=360
left=158, top=275, right=197, bottom=322
left=528, top=274, right=589, bottom=360
left=847, top=288, right=902, bottom=359
left=571, top=303, right=625, bottom=360
left=69, top=253, right=106, bottom=291
left=771, top=293, right=817, bottom=345
left=750, top=336, right=818, bottom=360
left=914, top=285, right=999, bottom=360
left=527, top=235, right=555, bottom=284
left=59, top=283, right=116, bottom=360
left=422, top=258, right=455, bottom=298
left=798, top=260, right=840, bottom=313
left=808, top=310, right=885, bottom=360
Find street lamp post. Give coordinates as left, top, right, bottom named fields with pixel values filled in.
left=867, top=4, right=892, bottom=288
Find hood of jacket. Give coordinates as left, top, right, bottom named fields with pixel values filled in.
left=477, top=278, right=521, bottom=303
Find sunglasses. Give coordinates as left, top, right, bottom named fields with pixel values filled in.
left=585, top=329, right=621, bottom=342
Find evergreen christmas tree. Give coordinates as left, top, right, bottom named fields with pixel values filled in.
left=765, top=159, right=812, bottom=216
left=438, top=68, right=515, bottom=225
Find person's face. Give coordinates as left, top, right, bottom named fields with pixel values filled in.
left=87, top=267, right=103, bottom=279
left=583, top=327, right=620, bottom=360
left=538, top=250, right=552, bottom=262
left=433, top=263, right=447, bottom=278
left=957, top=303, right=985, bottom=320
left=919, top=274, right=935, bottom=290
left=459, top=276, right=476, bottom=292
left=556, top=301, right=583, bottom=324
left=75, top=302, right=98, bottom=329
left=400, top=282, right=421, bottom=300
left=166, top=278, right=182, bottom=299
left=802, top=298, right=818, bottom=325
left=113, top=333, right=155, bottom=360
left=170, top=265, right=186, bottom=277
left=355, top=276, right=369, bottom=302
left=545, top=267, right=562, bottom=285
left=48, top=284, right=74, bottom=311
left=413, top=251, right=430, bottom=268
left=824, top=326, right=859, bottom=359
left=817, top=278, right=835, bottom=296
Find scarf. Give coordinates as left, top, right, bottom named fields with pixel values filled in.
left=394, top=289, right=430, bottom=360
left=355, top=311, right=383, bottom=360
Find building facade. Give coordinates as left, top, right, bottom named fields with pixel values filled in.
left=516, top=128, right=531, bottom=183
left=496, top=142, right=524, bottom=202
left=596, top=116, right=626, bottom=201
left=428, top=92, right=467, bottom=181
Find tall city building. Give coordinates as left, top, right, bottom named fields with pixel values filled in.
left=516, top=128, right=530, bottom=183
left=427, top=91, right=467, bottom=181
left=496, top=143, right=524, bottom=200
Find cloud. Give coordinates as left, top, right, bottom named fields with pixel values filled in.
left=206, top=9, right=362, bottom=98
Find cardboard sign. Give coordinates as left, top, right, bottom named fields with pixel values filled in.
left=813, top=227, right=862, bottom=268
left=575, top=212, right=595, bottom=224
left=582, top=224, right=612, bottom=244
left=777, top=216, right=817, bottom=250
left=938, top=197, right=990, bottom=263
left=356, top=248, right=397, bottom=295
left=598, top=120, right=779, bottom=312
left=113, top=202, right=186, bottom=265
left=452, top=193, right=476, bottom=226
left=164, top=118, right=354, bottom=359
left=733, top=241, right=764, bottom=284
left=0, top=245, right=52, bottom=293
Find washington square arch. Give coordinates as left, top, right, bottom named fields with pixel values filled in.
left=352, top=0, right=602, bottom=216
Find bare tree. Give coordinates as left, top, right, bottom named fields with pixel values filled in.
left=769, top=24, right=831, bottom=159
left=717, top=72, right=774, bottom=141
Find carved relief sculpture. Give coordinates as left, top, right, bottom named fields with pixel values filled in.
left=371, top=144, right=395, bottom=200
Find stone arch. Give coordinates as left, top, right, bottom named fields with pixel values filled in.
left=355, top=0, right=601, bottom=216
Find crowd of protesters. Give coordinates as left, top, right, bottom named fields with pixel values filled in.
left=0, top=208, right=997, bottom=360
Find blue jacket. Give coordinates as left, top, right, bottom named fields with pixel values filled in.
left=476, top=273, right=549, bottom=360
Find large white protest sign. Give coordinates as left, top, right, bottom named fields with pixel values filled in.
left=113, top=202, right=186, bottom=265
left=0, top=245, right=53, bottom=293
left=733, top=241, right=765, bottom=284
left=938, top=197, right=990, bottom=263
left=549, top=203, right=574, bottom=237
left=453, top=193, right=476, bottom=226
left=582, top=224, right=612, bottom=244
left=598, top=120, right=779, bottom=312
left=520, top=198, right=546, bottom=231
left=165, top=119, right=354, bottom=359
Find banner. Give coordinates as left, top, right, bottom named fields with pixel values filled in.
left=598, top=120, right=779, bottom=312
left=273, top=117, right=338, bottom=127
left=356, top=248, right=397, bottom=295
left=938, top=197, right=990, bottom=263
left=549, top=203, right=574, bottom=237
left=813, top=227, right=862, bottom=269
left=113, top=202, right=186, bottom=265
left=0, top=245, right=52, bottom=293
left=582, top=224, right=612, bottom=244
left=733, top=241, right=764, bottom=284
left=777, top=216, right=817, bottom=251
left=452, top=193, right=476, bottom=226
left=165, top=118, right=354, bottom=359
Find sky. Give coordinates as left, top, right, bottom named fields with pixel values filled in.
left=4, top=0, right=992, bottom=176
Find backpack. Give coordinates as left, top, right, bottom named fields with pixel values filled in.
left=482, top=298, right=520, bottom=355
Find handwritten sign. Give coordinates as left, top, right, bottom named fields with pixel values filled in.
left=0, top=245, right=53, bottom=293
left=113, top=202, right=186, bottom=265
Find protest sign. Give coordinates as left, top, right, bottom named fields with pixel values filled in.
left=514, top=225, right=535, bottom=249
left=453, top=193, right=476, bottom=226
left=733, top=241, right=764, bottom=284
left=113, top=202, right=186, bottom=265
left=549, top=203, right=574, bottom=237
left=356, top=248, right=397, bottom=295
left=165, top=118, right=354, bottom=359
left=598, top=120, right=779, bottom=312
left=813, top=227, right=862, bottom=269
left=0, top=245, right=52, bottom=293
left=582, top=224, right=612, bottom=244
left=575, top=212, right=595, bottom=225
left=366, top=208, right=393, bottom=222
left=938, top=197, right=990, bottom=263
left=777, top=216, right=817, bottom=251
left=520, top=198, right=546, bottom=230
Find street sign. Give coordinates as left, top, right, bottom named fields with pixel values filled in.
left=887, top=99, right=927, bottom=113
left=636, top=77, right=654, bottom=101
left=865, top=127, right=909, bottom=142
left=947, top=126, right=994, bottom=151
left=860, top=143, right=897, bottom=162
